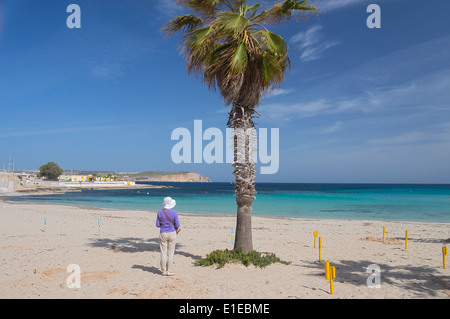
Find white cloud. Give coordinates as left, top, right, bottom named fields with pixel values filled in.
left=367, top=122, right=450, bottom=147
left=291, top=25, right=323, bottom=49
left=260, top=95, right=372, bottom=122
left=264, top=66, right=449, bottom=123
left=367, top=131, right=429, bottom=146
left=0, top=125, right=125, bottom=138
left=300, top=41, right=339, bottom=62
left=155, top=0, right=184, bottom=16
left=320, top=121, right=343, bottom=134
left=313, top=0, right=366, bottom=11
left=266, top=88, right=295, bottom=98
left=260, top=64, right=450, bottom=123
left=306, top=37, right=450, bottom=125
left=325, top=36, right=450, bottom=94
left=90, top=64, right=124, bottom=80
left=291, top=25, right=339, bottom=62
left=314, top=0, right=401, bottom=12
left=261, top=99, right=332, bottom=121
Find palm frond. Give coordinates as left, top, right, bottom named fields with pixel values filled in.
left=231, top=41, right=248, bottom=73
left=177, top=0, right=222, bottom=15
left=246, top=3, right=260, bottom=19
left=164, top=0, right=319, bottom=106
left=163, top=14, right=204, bottom=35
left=186, top=26, right=214, bottom=46
left=260, top=52, right=289, bottom=87
left=255, top=30, right=288, bottom=56
left=217, top=11, right=250, bottom=34
left=254, top=0, right=318, bottom=25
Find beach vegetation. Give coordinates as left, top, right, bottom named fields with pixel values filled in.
left=193, top=248, right=291, bottom=269
left=164, top=0, right=319, bottom=253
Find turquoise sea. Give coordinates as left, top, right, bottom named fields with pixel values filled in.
left=2, top=183, right=450, bottom=223
left=2, top=182, right=450, bottom=223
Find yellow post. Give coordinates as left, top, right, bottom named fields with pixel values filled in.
left=405, top=230, right=409, bottom=250
left=313, top=231, right=319, bottom=248
left=319, top=237, right=322, bottom=262
left=443, top=246, right=448, bottom=269
left=325, top=261, right=330, bottom=279
left=382, top=227, right=386, bottom=243
left=330, top=266, right=336, bottom=295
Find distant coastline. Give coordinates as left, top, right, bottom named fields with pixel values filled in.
left=115, top=171, right=211, bottom=183
left=0, top=170, right=211, bottom=197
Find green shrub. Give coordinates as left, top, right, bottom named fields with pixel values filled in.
left=193, top=248, right=291, bottom=269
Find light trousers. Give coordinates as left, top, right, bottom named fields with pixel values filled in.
left=159, top=231, right=177, bottom=274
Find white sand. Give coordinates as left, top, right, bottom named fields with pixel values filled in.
left=0, top=200, right=449, bottom=299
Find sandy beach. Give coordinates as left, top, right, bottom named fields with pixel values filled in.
left=0, top=200, right=449, bottom=299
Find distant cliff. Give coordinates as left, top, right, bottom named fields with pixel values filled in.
left=117, top=171, right=211, bottom=183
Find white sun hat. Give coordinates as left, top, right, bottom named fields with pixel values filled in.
left=162, top=197, right=176, bottom=209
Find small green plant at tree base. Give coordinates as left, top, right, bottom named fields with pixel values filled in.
left=194, top=248, right=291, bottom=269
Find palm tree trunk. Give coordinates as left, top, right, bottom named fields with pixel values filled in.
left=234, top=179, right=254, bottom=253
left=227, top=101, right=257, bottom=253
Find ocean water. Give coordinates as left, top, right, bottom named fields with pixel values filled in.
left=2, top=182, right=450, bottom=223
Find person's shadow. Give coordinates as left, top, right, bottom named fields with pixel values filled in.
left=87, top=236, right=202, bottom=275
left=87, top=237, right=161, bottom=252
left=131, top=265, right=161, bottom=274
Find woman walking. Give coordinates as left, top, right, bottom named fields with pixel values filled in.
left=156, top=197, right=180, bottom=276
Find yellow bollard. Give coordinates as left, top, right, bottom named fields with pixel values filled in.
left=313, top=231, right=319, bottom=248
left=325, top=261, right=330, bottom=280
left=443, top=246, right=448, bottom=269
left=405, top=230, right=409, bottom=250
left=231, top=227, right=235, bottom=245
left=330, top=266, right=336, bottom=295
left=319, top=237, right=322, bottom=262
left=382, top=227, right=386, bottom=243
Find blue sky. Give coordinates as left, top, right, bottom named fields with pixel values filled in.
left=0, top=0, right=449, bottom=183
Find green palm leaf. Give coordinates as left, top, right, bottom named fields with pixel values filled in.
left=165, top=0, right=318, bottom=104
left=163, top=14, right=203, bottom=35
left=187, top=26, right=213, bottom=47
left=256, top=30, right=288, bottom=56
left=254, top=0, right=317, bottom=25
left=231, top=41, right=248, bottom=73
left=217, top=11, right=250, bottom=34
left=246, top=3, right=260, bottom=18
left=181, top=0, right=221, bottom=14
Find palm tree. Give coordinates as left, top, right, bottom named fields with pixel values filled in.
left=164, top=0, right=318, bottom=253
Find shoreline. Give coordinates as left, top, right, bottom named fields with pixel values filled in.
left=0, top=183, right=171, bottom=197
left=1, top=200, right=449, bottom=299
left=1, top=198, right=449, bottom=226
